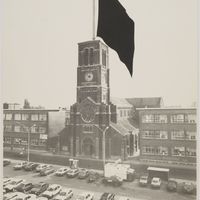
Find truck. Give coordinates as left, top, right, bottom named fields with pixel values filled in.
left=103, top=161, right=135, bottom=186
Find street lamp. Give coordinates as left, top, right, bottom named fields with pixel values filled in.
left=94, top=125, right=109, bottom=173
left=15, top=122, right=36, bottom=163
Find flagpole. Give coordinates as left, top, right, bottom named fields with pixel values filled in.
left=92, top=0, right=96, bottom=40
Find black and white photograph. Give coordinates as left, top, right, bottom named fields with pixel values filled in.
left=1, top=0, right=199, bottom=200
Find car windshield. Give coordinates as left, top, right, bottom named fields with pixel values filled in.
left=77, top=195, right=84, bottom=200
left=48, top=187, right=54, bottom=191
left=140, top=177, right=147, bottom=180
left=34, top=184, right=41, bottom=188
left=60, top=192, right=66, bottom=196
left=10, top=181, right=17, bottom=185
left=153, top=180, right=158, bottom=183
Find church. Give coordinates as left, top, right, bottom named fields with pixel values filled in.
left=64, top=40, right=140, bottom=160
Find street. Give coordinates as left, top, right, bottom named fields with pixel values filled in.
left=3, top=159, right=196, bottom=200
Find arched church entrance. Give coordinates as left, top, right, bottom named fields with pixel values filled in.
left=82, top=137, right=95, bottom=157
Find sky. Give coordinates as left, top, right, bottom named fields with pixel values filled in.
left=2, top=0, right=198, bottom=109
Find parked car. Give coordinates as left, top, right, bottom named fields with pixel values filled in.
left=14, top=181, right=33, bottom=193
left=87, top=171, right=100, bottom=183
left=24, top=163, right=39, bottom=171
left=3, top=188, right=6, bottom=194
left=40, top=167, right=55, bottom=176
left=66, top=169, right=79, bottom=178
left=53, top=188, right=73, bottom=200
left=167, top=180, right=178, bottom=192
left=4, top=179, right=25, bottom=192
left=3, top=177, right=13, bottom=187
left=3, top=192, right=22, bottom=200
left=36, top=197, right=48, bottom=200
left=11, top=192, right=27, bottom=200
left=76, top=193, right=94, bottom=200
left=55, top=168, right=69, bottom=176
left=36, top=164, right=51, bottom=173
left=139, top=176, right=148, bottom=187
left=78, top=169, right=89, bottom=179
left=151, top=177, right=161, bottom=188
left=118, top=197, right=130, bottom=200
left=182, top=182, right=196, bottom=194
left=3, top=159, right=11, bottom=167
left=100, top=193, right=115, bottom=200
left=13, top=162, right=28, bottom=170
left=29, top=182, right=49, bottom=196
left=102, top=176, right=123, bottom=187
left=24, top=194, right=37, bottom=200
left=42, top=184, right=62, bottom=199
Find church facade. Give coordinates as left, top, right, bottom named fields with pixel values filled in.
left=67, top=40, right=139, bottom=160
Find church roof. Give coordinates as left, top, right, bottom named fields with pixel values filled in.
left=110, top=119, right=138, bottom=136
left=110, top=97, right=132, bottom=108
left=126, top=97, right=163, bottom=108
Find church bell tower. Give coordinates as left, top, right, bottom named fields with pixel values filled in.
left=69, top=40, right=116, bottom=159
left=77, top=40, right=110, bottom=104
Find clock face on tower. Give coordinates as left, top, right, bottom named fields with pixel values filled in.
left=80, top=104, right=95, bottom=123
left=85, top=72, right=94, bottom=82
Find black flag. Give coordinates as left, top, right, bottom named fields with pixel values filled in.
left=97, top=0, right=135, bottom=76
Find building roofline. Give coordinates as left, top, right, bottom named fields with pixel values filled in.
left=3, top=109, right=60, bottom=112
left=136, top=107, right=196, bottom=111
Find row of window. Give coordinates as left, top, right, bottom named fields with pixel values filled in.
left=4, top=137, right=46, bottom=146
left=119, top=109, right=132, bottom=118
left=142, top=114, right=196, bottom=123
left=4, top=125, right=46, bottom=134
left=79, top=48, right=107, bottom=67
left=3, top=113, right=47, bottom=121
left=142, top=146, right=196, bottom=157
left=142, top=130, right=196, bottom=140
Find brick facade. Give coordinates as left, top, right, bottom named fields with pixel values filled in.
left=137, top=108, right=197, bottom=163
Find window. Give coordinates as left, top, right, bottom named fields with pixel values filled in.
left=142, top=130, right=168, bottom=139
left=186, top=148, right=196, bottom=157
left=171, top=146, right=185, bottom=156
left=83, top=48, right=89, bottom=65
left=22, top=114, right=29, bottom=121
left=89, top=48, right=94, bottom=65
left=154, top=115, right=168, bottom=123
left=39, top=114, right=47, bottom=121
left=13, top=138, right=22, bottom=144
left=5, top=114, right=12, bottom=120
left=4, top=125, right=12, bottom=132
left=102, top=49, right=106, bottom=66
left=142, top=146, right=168, bottom=156
left=31, top=114, right=39, bottom=121
left=171, top=131, right=185, bottom=140
left=31, top=126, right=39, bottom=133
left=185, top=114, right=196, bottom=123
left=124, top=110, right=126, bottom=117
left=83, top=125, right=93, bottom=133
left=39, top=139, right=46, bottom=146
left=142, top=115, right=154, bottom=123
left=160, top=131, right=168, bottom=139
left=31, top=139, right=39, bottom=146
left=20, top=139, right=28, bottom=145
left=14, top=114, right=21, bottom=120
left=4, top=137, right=11, bottom=144
left=39, top=127, right=46, bottom=133
left=185, top=132, right=196, bottom=140
left=170, top=114, right=184, bottom=123
left=120, top=110, right=123, bottom=117
left=14, top=126, right=21, bottom=132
